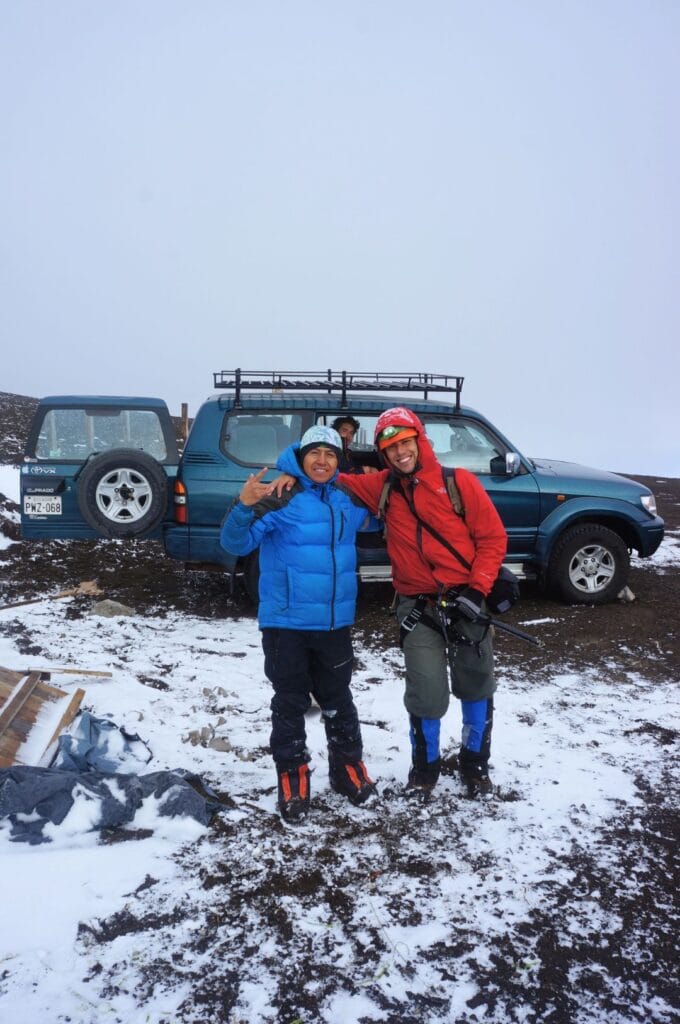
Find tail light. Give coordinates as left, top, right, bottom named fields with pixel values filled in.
left=174, top=479, right=187, bottom=523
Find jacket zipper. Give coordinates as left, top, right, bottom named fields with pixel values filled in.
left=404, top=477, right=445, bottom=585
left=322, top=487, right=337, bottom=630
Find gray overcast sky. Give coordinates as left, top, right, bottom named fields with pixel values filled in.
left=2, top=1, right=678, bottom=474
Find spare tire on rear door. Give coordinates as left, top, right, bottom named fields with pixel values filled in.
left=77, top=449, right=168, bottom=538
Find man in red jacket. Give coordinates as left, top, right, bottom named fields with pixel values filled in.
left=338, top=407, right=507, bottom=798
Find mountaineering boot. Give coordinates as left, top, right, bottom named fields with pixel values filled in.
left=329, top=761, right=377, bottom=806
left=441, top=749, right=493, bottom=795
left=405, top=715, right=441, bottom=798
left=404, top=762, right=441, bottom=802
left=276, top=764, right=311, bottom=824
left=459, top=760, right=493, bottom=797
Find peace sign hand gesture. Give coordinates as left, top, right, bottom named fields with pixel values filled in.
left=239, top=467, right=272, bottom=507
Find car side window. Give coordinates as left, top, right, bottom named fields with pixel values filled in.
left=315, top=415, right=379, bottom=450
left=222, top=413, right=303, bottom=465
left=424, top=419, right=504, bottom=474
left=34, top=409, right=168, bottom=461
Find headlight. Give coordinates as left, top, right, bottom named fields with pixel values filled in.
left=640, top=494, right=657, bottom=515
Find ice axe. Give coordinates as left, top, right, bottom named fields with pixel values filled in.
left=435, top=595, right=542, bottom=647
left=475, top=612, right=542, bottom=646
left=0, top=580, right=103, bottom=611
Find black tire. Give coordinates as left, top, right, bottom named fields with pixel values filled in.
left=243, top=551, right=260, bottom=604
left=548, top=523, right=630, bottom=604
left=77, top=449, right=168, bottom=538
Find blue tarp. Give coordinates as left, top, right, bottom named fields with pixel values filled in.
left=0, top=713, right=223, bottom=844
left=53, top=710, right=153, bottom=773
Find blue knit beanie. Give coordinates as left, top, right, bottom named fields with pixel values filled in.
left=299, top=426, right=343, bottom=460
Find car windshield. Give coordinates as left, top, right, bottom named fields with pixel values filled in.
left=35, top=408, right=168, bottom=461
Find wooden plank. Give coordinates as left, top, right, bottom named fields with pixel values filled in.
left=26, top=668, right=113, bottom=679
left=0, top=580, right=102, bottom=611
left=0, top=592, right=77, bottom=611
left=2, top=664, right=111, bottom=682
left=0, top=673, right=43, bottom=739
left=0, top=667, right=24, bottom=687
left=40, top=688, right=86, bottom=767
left=0, top=672, right=75, bottom=768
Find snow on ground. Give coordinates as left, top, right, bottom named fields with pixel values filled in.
left=0, top=465, right=19, bottom=550
left=0, top=461, right=677, bottom=1022
left=0, top=464, right=19, bottom=503
left=632, top=527, right=680, bottom=571
left=0, top=589, right=678, bottom=1023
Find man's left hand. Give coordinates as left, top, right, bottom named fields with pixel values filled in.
left=453, top=587, right=486, bottom=622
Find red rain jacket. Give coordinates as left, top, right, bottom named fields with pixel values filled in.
left=339, top=411, right=507, bottom=596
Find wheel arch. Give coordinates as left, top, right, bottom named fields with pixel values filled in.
left=536, top=501, right=646, bottom=571
left=545, top=520, right=632, bottom=604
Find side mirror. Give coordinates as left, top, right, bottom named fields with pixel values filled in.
left=505, top=452, right=521, bottom=475
left=491, top=453, right=521, bottom=476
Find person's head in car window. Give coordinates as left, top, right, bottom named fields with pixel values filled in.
left=331, top=416, right=379, bottom=475
left=332, top=416, right=360, bottom=447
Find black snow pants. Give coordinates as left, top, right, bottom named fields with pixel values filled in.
left=261, top=626, right=363, bottom=770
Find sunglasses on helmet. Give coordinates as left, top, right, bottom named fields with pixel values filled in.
left=379, top=425, right=412, bottom=441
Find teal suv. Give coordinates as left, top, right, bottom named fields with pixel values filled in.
left=20, top=372, right=664, bottom=605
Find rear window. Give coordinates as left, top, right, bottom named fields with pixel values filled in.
left=222, top=412, right=304, bottom=465
left=35, top=408, right=168, bottom=461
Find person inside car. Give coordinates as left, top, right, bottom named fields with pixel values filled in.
left=219, top=425, right=379, bottom=824
left=331, top=415, right=378, bottom=475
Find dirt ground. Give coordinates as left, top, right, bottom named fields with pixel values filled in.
left=1, top=390, right=678, bottom=1023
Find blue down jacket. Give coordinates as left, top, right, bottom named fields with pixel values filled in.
left=220, top=444, right=377, bottom=630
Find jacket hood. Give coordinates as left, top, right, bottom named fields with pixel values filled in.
left=277, top=442, right=340, bottom=487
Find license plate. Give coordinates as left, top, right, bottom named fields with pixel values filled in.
left=23, top=496, right=63, bottom=515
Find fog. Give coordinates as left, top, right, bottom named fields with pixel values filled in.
left=2, top=2, right=678, bottom=473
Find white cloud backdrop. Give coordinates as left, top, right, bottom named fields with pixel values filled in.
left=2, top=1, right=678, bottom=473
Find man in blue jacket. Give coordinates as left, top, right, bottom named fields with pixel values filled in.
left=220, top=426, right=378, bottom=824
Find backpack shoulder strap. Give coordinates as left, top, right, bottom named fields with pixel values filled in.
left=377, top=476, right=394, bottom=520
left=380, top=468, right=465, bottom=520
left=442, top=466, right=465, bottom=519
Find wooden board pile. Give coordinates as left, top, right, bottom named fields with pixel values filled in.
left=0, top=666, right=85, bottom=768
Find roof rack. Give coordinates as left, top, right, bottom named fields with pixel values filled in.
left=212, top=370, right=464, bottom=411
